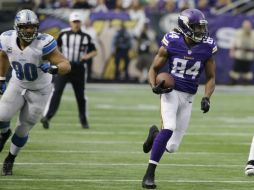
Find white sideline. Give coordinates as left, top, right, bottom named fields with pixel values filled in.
left=0, top=178, right=254, bottom=183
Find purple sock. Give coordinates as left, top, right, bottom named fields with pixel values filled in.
left=150, top=129, right=173, bottom=163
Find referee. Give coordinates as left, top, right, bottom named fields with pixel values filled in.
left=41, top=11, right=97, bottom=129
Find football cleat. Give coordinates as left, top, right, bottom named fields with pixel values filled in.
left=245, top=160, right=254, bottom=176
left=143, top=125, right=159, bottom=153
left=81, top=121, right=90, bottom=129
left=2, top=158, right=14, bottom=176
left=142, top=174, right=157, bottom=189
left=41, top=117, right=49, bottom=129
left=0, top=129, right=12, bottom=152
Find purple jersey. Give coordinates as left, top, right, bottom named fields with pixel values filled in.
left=161, top=31, right=217, bottom=94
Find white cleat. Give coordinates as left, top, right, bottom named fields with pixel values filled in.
left=245, top=164, right=254, bottom=176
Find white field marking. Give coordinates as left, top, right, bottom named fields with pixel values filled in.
left=27, top=140, right=250, bottom=146
left=10, top=150, right=245, bottom=156
left=45, top=114, right=254, bottom=125
left=0, top=178, right=254, bottom=183
left=40, top=122, right=254, bottom=129
left=95, top=104, right=158, bottom=111
left=0, top=163, right=244, bottom=168
left=31, top=130, right=254, bottom=137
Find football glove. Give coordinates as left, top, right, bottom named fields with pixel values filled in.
left=39, top=63, right=58, bottom=74
left=0, top=80, right=6, bottom=95
left=152, top=80, right=172, bottom=94
left=201, top=97, right=210, bottom=113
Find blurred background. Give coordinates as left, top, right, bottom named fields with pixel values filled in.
left=0, top=0, right=254, bottom=85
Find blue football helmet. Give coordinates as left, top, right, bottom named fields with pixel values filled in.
left=14, top=9, right=39, bottom=43
left=177, top=9, right=208, bottom=42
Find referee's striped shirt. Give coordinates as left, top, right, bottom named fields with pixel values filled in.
left=57, top=28, right=96, bottom=64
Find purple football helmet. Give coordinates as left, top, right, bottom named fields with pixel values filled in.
left=177, top=9, right=208, bottom=42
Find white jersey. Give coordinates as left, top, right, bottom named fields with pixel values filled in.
left=0, top=30, right=57, bottom=90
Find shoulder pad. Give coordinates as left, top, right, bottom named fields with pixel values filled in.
left=1, top=30, right=15, bottom=37
left=202, top=37, right=217, bottom=54
left=161, top=31, right=181, bottom=47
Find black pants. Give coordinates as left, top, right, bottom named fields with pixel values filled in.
left=115, top=49, right=130, bottom=80
left=45, top=64, right=87, bottom=124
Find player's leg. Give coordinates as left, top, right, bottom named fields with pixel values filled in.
left=142, top=91, right=178, bottom=189
left=143, top=125, right=159, bottom=153
left=114, top=52, right=121, bottom=80
left=2, top=87, right=51, bottom=175
left=245, top=136, right=254, bottom=176
left=70, top=65, right=89, bottom=128
left=0, top=82, right=24, bottom=153
left=41, top=75, right=68, bottom=129
left=166, top=92, right=193, bottom=153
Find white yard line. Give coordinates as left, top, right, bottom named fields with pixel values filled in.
left=2, top=150, right=244, bottom=155
left=0, top=163, right=244, bottom=168
left=0, top=178, right=254, bottom=183
left=31, top=130, right=254, bottom=137
left=25, top=140, right=249, bottom=146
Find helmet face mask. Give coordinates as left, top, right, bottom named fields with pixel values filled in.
left=177, top=9, right=208, bottom=43
left=14, top=9, right=39, bottom=43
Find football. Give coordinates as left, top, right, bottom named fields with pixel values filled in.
left=156, top=72, right=175, bottom=88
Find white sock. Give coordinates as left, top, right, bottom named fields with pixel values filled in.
left=248, top=136, right=254, bottom=162
left=10, top=143, right=21, bottom=156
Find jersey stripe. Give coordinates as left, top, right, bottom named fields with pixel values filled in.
left=42, top=40, right=57, bottom=55
left=212, top=46, right=218, bottom=54
left=162, top=36, right=169, bottom=46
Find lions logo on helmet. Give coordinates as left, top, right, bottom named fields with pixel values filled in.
left=177, top=8, right=208, bottom=43
left=14, top=9, right=39, bottom=43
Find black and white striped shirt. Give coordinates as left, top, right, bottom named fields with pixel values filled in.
left=57, top=28, right=96, bottom=64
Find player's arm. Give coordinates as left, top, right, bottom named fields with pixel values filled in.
left=148, top=46, right=168, bottom=88
left=43, top=48, right=71, bottom=75
left=0, top=50, right=10, bottom=78
left=201, top=56, right=216, bottom=113
left=0, top=50, right=10, bottom=94
left=204, top=56, right=216, bottom=98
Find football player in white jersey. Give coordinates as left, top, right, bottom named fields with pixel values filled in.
left=0, top=9, right=71, bottom=176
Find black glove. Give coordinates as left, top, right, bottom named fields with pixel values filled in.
left=201, top=97, right=210, bottom=113
left=152, top=80, right=172, bottom=94
left=39, top=63, right=58, bottom=74
left=0, top=80, right=6, bottom=95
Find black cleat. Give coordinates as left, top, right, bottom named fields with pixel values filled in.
left=0, top=129, right=12, bottom=152
left=81, top=119, right=90, bottom=129
left=143, top=125, right=159, bottom=153
left=82, top=122, right=90, bottom=129
left=41, top=117, right=49, bottom=129
left=2, top=158, right=14, bottom=176
left=142, top=174, right=156, bottom=189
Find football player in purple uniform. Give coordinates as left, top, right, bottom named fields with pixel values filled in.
left=141, top=9, right=217, bottom=189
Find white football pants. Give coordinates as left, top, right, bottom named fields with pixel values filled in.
left=0, top=80, right=52, bottom=137
left=160, top=90, right=194, bottom=153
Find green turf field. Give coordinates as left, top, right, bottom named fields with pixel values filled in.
left=0, top=84, right=254, bottom=190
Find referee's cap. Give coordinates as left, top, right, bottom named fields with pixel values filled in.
left=69, top=12, right=83, bottom=22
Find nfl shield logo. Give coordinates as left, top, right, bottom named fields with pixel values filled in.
left=187, top=50, right=192, bottom=55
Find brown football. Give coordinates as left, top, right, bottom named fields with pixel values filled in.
left=156, top=72, right=175, bottom=88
